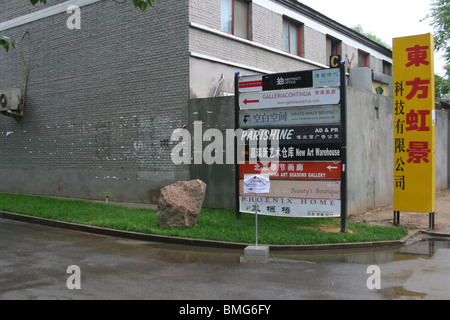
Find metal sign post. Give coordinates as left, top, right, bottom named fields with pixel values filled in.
left=242, top=174, right=270, bottom=261
left=234, top=72, right=241, bottom=220
left=339, top=62, right=348, bottom=233
left=254, top=193, right=258, bottom=247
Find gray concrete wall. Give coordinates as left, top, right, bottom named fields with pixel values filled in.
left=188, top=96, right=236, bottom=209
left=346, top=87, right=394, bottom=215
left=437, top=109, right=449, bottom=190
left=448, top=111, right=450, bottom=189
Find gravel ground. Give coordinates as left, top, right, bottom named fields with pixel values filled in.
left=351, top=189, right=450, bottom=234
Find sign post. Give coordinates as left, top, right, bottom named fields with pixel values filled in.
left=393, top=34, right=436, bottom=230
left=242, top=174, right=271, bottom=262
left=339, top=62, right=348, bottom=233
left=243, top=174, right=271, bottom=247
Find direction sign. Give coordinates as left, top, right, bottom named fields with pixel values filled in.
left=245, top=143, right=342, bottom=161
left=312, top=69, right=341, bottom=87
left=239, top=196, right=341, bottom=218
left=239, top=105, right=341, bottom=128
left=240, top=180, right=341, bottom=200
left=239, top=69, right=341, bottom=93
left=239, top=76, right=262, bottom=93
left=239, top=161, right=342, bottom=180
left=262, top=71, right=313, bottom=91
left=239, top=125, right=341, bottom=145
left=239, top=87, right=340, bottom=110
left=235, top=65, right=346, bottom=225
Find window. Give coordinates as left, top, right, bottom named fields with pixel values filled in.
left=330, top=38, right=341, bottom=55
left=221, top=0, right=248, bottom=39
left=283, top=19, right=302, bottom=56
left=383, top=61, right=392, bottom=76
left=327, top=36, right=341, bottom=66
left=358, top=50, right=369, bottom=67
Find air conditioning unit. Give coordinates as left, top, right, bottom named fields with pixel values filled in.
left=0, top=88, right=22, bottom=113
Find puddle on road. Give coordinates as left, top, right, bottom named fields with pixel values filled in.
left=112, top=236, right=450, bottom=301
left=270, top=238, right=450, bottom=265
left=114, top=236, right=450, bottom=267
left=106, top=235, right=450, bottom=300
left=271, top=238, right=449, bottom=300
left=392, top=287, right=427, bottom=299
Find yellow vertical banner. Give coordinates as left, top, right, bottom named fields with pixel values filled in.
left=393, top=34, right=436, bottom=213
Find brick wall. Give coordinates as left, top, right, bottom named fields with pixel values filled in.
left=0, top=0, right=190, bottom=203
left=189, top=0, right=221, bottom=29
left=303, top=26, right=326, bottom=65
left=250, top=2, right=283, bottom=50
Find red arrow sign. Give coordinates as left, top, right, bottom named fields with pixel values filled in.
left=239, top=161, right=342, bottom=180
left=243, top=99, right=260, bottom=105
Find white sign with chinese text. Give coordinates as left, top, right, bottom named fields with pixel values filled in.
left=239, top=196, right=341, bottom=218
left=239, top=87, right=340, bottom=110
left=239, top=105, right=341, bottom=128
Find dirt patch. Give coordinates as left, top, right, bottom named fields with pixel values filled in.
left=301, top=224, right=354, bottom=234
left=350, top=189, right=450, bottom=234
left=317, top=224, right=353, bottom=234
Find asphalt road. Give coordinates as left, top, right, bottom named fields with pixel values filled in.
left=1, top=218, right=449, bottom=301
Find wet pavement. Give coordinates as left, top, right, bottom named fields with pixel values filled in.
left=0, top=218, right=449, bottom=300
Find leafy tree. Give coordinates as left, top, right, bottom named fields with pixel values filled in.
left=131, top=0, right=156, bottom=11
left=436, top=73, right=450, bottom=96
left=424, top=0, right=450, bottom=100
left=0, top=36, right=15, bottom=52
left=351, top=24, right=392, bottom=49
left=426, top=0, right=450, bottom=65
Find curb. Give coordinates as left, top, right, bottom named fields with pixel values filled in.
left=0, top=211, right=249, bottom=250
left=419, top=230, right=450, bottom=238
left=1, top=210, right=446, bottom=252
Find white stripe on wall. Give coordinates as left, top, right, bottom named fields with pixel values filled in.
left=0, top=0, right=102, bottom=32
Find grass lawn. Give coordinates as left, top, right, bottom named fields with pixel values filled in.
left=0, top=193, right=408, bottom=245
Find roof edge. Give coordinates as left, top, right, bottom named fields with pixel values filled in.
left=274, top=0, right=393, bottom=58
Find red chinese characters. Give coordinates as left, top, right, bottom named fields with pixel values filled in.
left=394, top=41, right=433, bottom=191
left=407, top=141, right=430, bottom=164
left=406, top=77, right=430, bottom=100
left=405, top=109, right=430, bottom=132
left=405, top=45, right=430, bottom=67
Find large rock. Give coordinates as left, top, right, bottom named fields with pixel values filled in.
left=156, top=179, right=207, bottom=228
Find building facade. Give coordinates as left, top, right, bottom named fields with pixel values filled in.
left=0, top=0, right=393, bottom=205
left=189, top=0, right=392, bottom=98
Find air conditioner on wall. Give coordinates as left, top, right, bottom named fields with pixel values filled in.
left=0, top=88, right=22, bottom=114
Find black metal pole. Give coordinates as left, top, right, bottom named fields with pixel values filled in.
left=340, top=62, right=348, bottom=233
left=235, top=72, right=241, bottom=220
left=429, top=212, right=435, bottom=230
left=393, top=211, right=400, bottom=226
